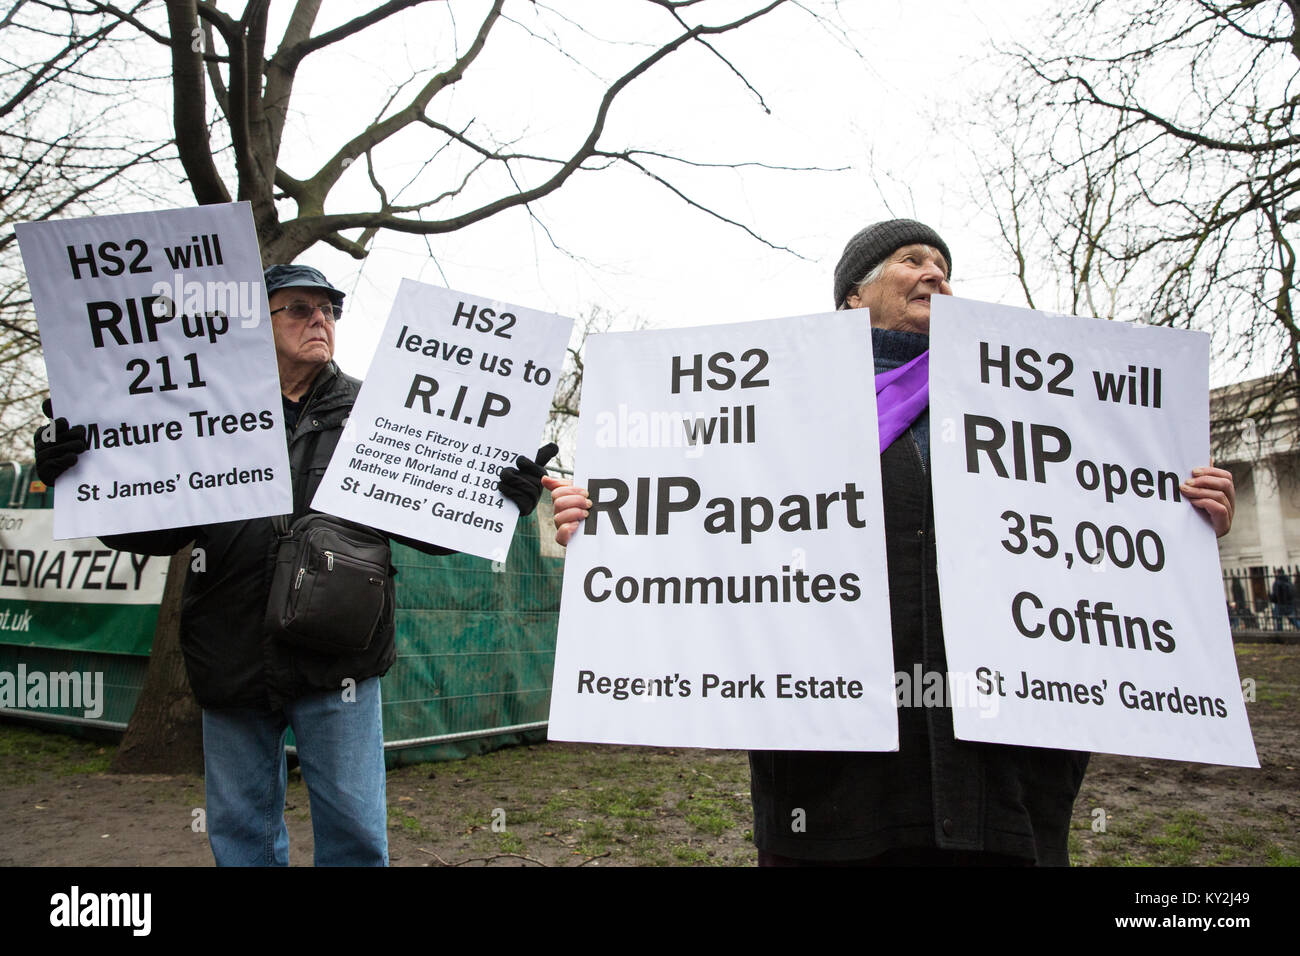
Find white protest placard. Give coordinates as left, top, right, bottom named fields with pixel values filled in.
left=548, top=314, right=897, bottom=751
left=16, top=202, right=291, bottom=539
left=311, top=279, right=572, bottom=561
left=930, top=296, right=1257, bottom=767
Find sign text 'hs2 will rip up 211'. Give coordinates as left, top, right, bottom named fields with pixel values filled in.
left=929, top=296, right=1257, bottom=768
left=15, top=202, right=291, bottom=539
left=312, top=279, right=572, bottom=561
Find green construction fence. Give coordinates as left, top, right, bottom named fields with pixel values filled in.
left=0, top=462, right=565, bottom=765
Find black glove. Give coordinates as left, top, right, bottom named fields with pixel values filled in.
left=33, top=398, right=88, bottom=486
left=499, top=442, right=559, bottom=517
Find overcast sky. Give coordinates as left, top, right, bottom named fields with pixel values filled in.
left=257, top=1, right=1049, bottom=378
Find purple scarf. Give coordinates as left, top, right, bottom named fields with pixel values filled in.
left=875, top=350, right=929, bottom=452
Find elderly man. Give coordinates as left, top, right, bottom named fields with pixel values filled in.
left=544, top=219, right=1235, bottom=865
left=34, top=264, right=552, bottom=866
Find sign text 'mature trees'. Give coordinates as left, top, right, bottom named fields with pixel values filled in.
left=930, top=296, right=1257, bottom=767
left=16, top=203, right=291, bottom=539
left=548, top=314, right=897, bottom=751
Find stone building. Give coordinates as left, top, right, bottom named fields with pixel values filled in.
left=1212, top=374, right=1300, bottom=626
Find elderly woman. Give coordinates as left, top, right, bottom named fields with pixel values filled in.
left=543, top=219, right=1234, bottom=865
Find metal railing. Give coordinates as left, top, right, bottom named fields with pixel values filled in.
left=1222, top=564, right=1300, bottom=635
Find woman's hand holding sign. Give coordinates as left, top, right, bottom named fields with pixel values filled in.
left=541, top=475, right=589, bottom=547
left=1181, top=465, right=1235, bottom=538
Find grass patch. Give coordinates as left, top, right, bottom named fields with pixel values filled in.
left=387, top=807, right=426, bottom=837
left=672, top=846, right=712, bottom=864
left=381, top=744, right=758, bottom=865
left=576, top=818, right=615, bottom=857
left=0, top=723, right=113, bottom=779
left=1264, top=845, right=1300, bottom=866
left=496, top=831, right=526, bottom=856
left=61, top=752, right=113, bottom=775
left=620, top=816, right=659, bottom=839
left=1148, top=810, right=1204, bottom=865
left=1218, top=825, right=1263, bottom=851
left=589, top=785, right=661, bottom=821
left=680, top=794, right=737, bottom=837
left=1253, top=684, right=1297, bottom=705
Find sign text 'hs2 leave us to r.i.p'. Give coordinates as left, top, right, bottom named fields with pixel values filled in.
left=313, top=279, right=572, bottom=561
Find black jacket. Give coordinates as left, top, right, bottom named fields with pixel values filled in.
left=102, top=362, right=446, bottom=710
left=749, top=390, right=1089, bottom=865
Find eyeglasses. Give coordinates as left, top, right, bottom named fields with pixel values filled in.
left=270, top=301, right=342, bottom=321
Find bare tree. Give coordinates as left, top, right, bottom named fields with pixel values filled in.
left=66, top=0, right=825, bottom=266
left=545, top=305, right=650, bottom=470
left=0, top=0, right=173, bottom=456
left=977, top=0, right=1300, bottom=449
left=16, top=0, right=839, bottom=771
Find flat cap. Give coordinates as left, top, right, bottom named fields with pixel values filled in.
left=263, top=263, right=345, bottom=308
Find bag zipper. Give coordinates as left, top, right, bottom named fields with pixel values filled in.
left=295, top=549, right=335, bottom=590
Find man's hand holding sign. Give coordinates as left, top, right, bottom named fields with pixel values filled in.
left=33, top=398, right=88, bottom=487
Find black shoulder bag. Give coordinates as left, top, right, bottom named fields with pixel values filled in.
left=266, top=513, right=391, bottom=656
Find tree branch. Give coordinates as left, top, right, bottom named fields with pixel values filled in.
left=271, top=0, right=792, bottom=258
left=164, top=0, right=230, bottom=204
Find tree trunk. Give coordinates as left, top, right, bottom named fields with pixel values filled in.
left=110, top=547, right=204, bottom=774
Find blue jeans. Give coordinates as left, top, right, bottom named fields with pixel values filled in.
left=202, top=677, right=388, bottom=866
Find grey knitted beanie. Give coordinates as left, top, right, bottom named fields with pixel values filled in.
left=832, top=219, right=951, bottom=308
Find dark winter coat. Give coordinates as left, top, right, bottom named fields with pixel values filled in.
left=748, top=331, right=1089, bottom=864
left=1271, top=574, right=1295, bottom=609
left=102, top=362, right=423, bottom=710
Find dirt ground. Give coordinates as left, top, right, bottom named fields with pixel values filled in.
left=1, top=644, right=1295, bottom=867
